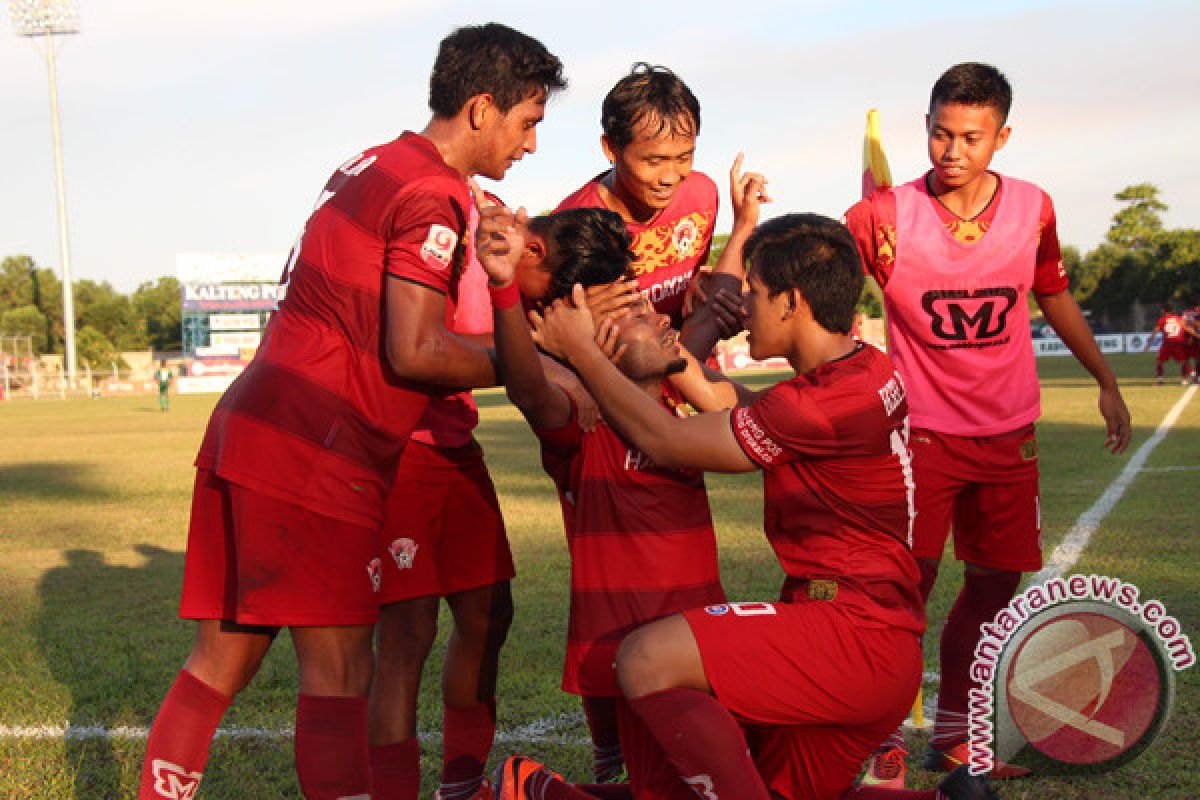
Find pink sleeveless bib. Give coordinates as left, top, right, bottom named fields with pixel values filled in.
left=884, top=175, right=1041, bottom=435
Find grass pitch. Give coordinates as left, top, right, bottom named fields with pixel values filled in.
left=0, top=352, right=1196, bottom=798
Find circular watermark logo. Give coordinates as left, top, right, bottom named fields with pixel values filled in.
left=968, top=575, right=1193, bottom=776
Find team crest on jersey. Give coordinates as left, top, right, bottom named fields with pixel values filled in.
left=389, top=537, right=418, bottom=570
left=367, top=558, right=382, bottom=593
left=421, top=224, right=458, bottom=273
left=704, top=604, right=730, bottom=616
left=672, top=217, right=699, bottom=257
left=151, top=759, right=203, bottom=800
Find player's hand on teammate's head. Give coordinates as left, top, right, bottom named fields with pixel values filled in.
left=682, top=268, right=713, bottom=317
left=709, top=287, right=748, bottom=338
left=584, top=278, right=641, bottom=320
left=531, top=284, right=599, bottom=364
left=730, top=152, right=771, bottom=237
left=468, top=177, right=527, bottom=287
left=595, top=315, right=629, bottom=367
left=1098, top=385, right=1132, bottom=455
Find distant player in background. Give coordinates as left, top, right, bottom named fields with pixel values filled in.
left=155, top=360, right=172, bottom=412
left=368, top=204, right=644, bottom=800
left=1186, top=300, right=1200, bottom=382
left=844, top=62, right=1131, bottom=787
left=555, top=64, right=719, bottom=779
left=1146, top=302, right=1196, bottom=384
left=137, top=24, right=564, bottom=800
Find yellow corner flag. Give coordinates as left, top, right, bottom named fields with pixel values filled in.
left=861, top=109, right=893, bottom=198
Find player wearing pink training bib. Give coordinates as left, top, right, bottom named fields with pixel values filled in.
left=844, top=63, right=1131, bottom=787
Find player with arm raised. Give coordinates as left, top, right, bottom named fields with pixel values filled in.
left=369, top=201, right=643, bottom=800
left=498, top=210, right=997, bottom=800
left=138, top=24, right=564, bottom=800
left=844, top=63, right=1131, bottom=787
left=473, top=183, right=736, bottom=800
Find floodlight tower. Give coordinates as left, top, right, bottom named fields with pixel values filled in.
left=8, top=0, right=79, bottom=389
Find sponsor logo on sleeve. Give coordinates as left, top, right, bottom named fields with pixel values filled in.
left=420, top=224, right=458, bottom=273
left=732, top=406, right=782, bottom=466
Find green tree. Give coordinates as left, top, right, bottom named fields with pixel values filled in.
left=0, top=305, right=49, bottom=352
left=75, top=325, right=123, bottom=370
left=132, top=277, right=182, bottom=351
left=0, top=256, right=37, bottom=311
left=1106, top=183, right=1167, bottom=250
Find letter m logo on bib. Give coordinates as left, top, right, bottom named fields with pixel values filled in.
left=921, top=288, right=1018, bottom=342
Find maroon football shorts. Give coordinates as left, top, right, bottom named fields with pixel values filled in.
left=909, top=424, right=1042, bottom=572
left=377, top=439, right=513, bottom=605
left=1157, top=342, right=1191, bottom=365
left=684, top=599, right=921, bottom=800
left=180, top=469, right=380, bottom=626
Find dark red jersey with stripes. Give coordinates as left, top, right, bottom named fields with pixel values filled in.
left=196, top=132, right=472, bottom=528
left=730, top=345, right=925, bottom=634
left=536, top=388, right=726, bottom=696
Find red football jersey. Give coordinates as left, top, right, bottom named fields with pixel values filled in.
left=536, top=388, right=726, bottom=696
left=197, top=132, right=472, bottom=528
left=1155, top=313, right=1190, bottom=345
left=730, top=345, right=924, bottom=634
left=845, top=171, right=1067, bottom=296
left=556, top=171, right=717, bottom=323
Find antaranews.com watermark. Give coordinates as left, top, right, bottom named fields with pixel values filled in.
left=968, top=574, right=1195, bottom=776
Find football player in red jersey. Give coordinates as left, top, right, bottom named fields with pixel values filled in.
left=369, top=204, right=642, bottom=800
left=472, top=179, right=736, bottom=800
left=496, top=204, right=998, bottom=800
left=556, top=64, right=725, bottom=780
left=557, top=63, right=719, bottom=337
left=1146, top=302, right=1196, bottom=384
left=138, top=24, right=564, bottom=800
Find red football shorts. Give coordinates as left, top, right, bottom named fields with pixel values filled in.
left=180, top=469, right=381, bottom=626
left=377, top=439, right=513, bottom=605
left=910, top=425, right=1042, bottom=572
left=1157, top=342, right=1190, bottom=365
left=685, top=599, right=921, bottom=800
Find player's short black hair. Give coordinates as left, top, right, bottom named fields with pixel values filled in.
left=1162, top=302, right=1174, bottom=312
left=529, top=208, right=633, bottom=300
left=601, top=63, right=700, bottom=150
left=745, top=214, right=864, bottom=335
left=429, top=23, right=565, bottom=118
left=930, top=62, right=1012, bottom=123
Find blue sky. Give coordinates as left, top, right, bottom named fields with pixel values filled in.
left=2, top=0, right=1197, bottom=292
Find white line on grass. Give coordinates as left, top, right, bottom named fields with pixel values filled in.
left=0, top=712, right=589, bottom=744
left=1032, top=385, right=1197, bottom=584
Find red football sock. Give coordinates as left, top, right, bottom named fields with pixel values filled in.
left=628, top=688, right=769, bottom=800
left=582, top=695, right=623, bottom=781
left=138, top=669, right=231, bottom=800
left=917, top=559, right=940, bottom=602
left=369, top=737, right=420, bottom=800
left=525, top=770, right=633, bottom=800
left=295, top=694, right=370, bottom=800
left=933, top=570, right=1020, bottom=750
left=440, top=701, right=495, bottom=798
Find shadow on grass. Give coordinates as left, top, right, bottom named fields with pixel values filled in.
left=0, top=462, right=117, bottom=501
left=35, top=545, right=189, bottom=799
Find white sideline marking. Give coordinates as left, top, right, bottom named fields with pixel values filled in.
left=0, top=712, right=589, bottom=744
left=1032, top=385, right=1197, bottom=585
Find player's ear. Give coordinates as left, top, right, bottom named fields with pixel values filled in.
left=524, top=234, right=546, bottom=261
left=467, top=94, right=495, bottom=131
left=995, top=124, right=1012, bottom=151
left=600, top=134, right=617, bottom=166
